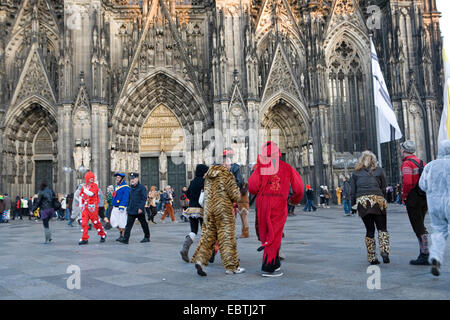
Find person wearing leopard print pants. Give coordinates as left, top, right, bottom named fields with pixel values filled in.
left=351, top=151, right=391, bottom=265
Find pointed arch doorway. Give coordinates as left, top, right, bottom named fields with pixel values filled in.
left=34, top=128, right=54, bottom=193
left=139, top=104, right=187, bottom=208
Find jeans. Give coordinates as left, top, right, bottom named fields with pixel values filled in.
left=64, top=208, right=70, bottom=221
left=303, top=199, right=317, bottom=211
left=343, top=199, right=351, bottom=215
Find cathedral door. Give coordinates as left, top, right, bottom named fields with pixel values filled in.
left=34, top=160, right=53, bottom=193
left=141, top=157, right=160, bottom=191
left=167, top=156, right=186, bottom=209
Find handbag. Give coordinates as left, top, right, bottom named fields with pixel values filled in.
left=198, top=190, right=205, bottom=208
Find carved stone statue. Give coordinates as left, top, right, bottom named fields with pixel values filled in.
left=82, top=146, right=91, bottom=169
left=73, top=146, right=83, bottom=170
left=111, top=149, right=117, bottom=173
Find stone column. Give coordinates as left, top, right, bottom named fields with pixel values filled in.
left=248, top=100, right=259, bottom=164
left=98, top=104, right=109, bottom=191
left=57, top=105, right=65, bottom=193
left=194, top=120, right=203, bottom=169
left=159, top=151, right=167, bottom=189
left=63, top=103, right=73, bottom=194
left=213, top=102, right=223, bottom=165
left=91, top=103, right=100, bottom=184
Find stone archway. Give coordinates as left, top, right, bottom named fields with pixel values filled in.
left=138, top=104, right=186, bottom=202
left=111, top=70, right=212, bottom=189
left=1, top=101, right=58, bottom=197
left=260, top=97, right=312, bottom=182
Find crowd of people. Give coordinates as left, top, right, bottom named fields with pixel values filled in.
left=1, top=139, right=449, bottom=278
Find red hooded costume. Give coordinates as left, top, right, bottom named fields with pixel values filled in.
left=248, top=141, right=304, bottom=273
left=80, top=172, right=106, bottom=242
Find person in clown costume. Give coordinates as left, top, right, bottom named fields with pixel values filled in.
left=78, top=171, right=107, bottom=245
left=248, top=141, right=304, bottom=277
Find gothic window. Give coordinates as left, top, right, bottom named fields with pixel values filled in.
left=328, top=40, right=367, bottom=153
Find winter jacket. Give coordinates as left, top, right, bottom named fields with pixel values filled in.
left=343, top=180, right=352, bottom=200
left=127, top=182, right=148, bottom=215
left=186, top=164, right=208, bottom=208
left=401, top=154, right=426, bottom=201
left=230, top=163, right=244, bottom=190
left=160, top=191, right=174, bottom=206
left=419, top=140, right=450, bottom=216
left=350, top=167, right=387, bottom=206
left=112, top=180, right=130, bottom=209
left=306, top=189, right=315, bottom=200
left=32, top=187, right=55, bottom=212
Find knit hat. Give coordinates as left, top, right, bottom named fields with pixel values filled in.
left=401, top=140, right=416, bottom=154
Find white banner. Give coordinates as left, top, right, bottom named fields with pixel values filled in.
left=371, top=39, right=403, bottom=143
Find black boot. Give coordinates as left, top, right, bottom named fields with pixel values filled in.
left=116, top=236, right=124, bottom=241
left=410, top=234, right=430, bottom=265
left=410, top=253, right=430, bottom=265
left=431, top=259, right=441, bottom=277
left=79, top=240, right=88, bottom=245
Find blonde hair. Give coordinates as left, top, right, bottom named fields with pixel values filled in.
left=354, top=151, right=378, bottom=171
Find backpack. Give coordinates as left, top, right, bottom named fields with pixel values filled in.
left=406, top=158, right=426, bottom=197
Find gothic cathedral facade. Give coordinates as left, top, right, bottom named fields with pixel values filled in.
left=0, top=0, right=444, bottom=198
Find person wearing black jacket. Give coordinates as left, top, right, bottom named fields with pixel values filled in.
left=180, top=164, right=209, bottom=262
left=351, top=151, right=390, bottom=265
left=342, top=177, right=352, bottom=216
left=32, top=180, right=56, bottom=244
left=119, top=173, right=150, bottom=244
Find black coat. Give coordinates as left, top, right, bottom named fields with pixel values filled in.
left=186, top=164, right=208, bottom=208
left=306, top=189, right=315, bottom=200
left=343, top=181, right=352, bottom=200
left=127, top=183, right=147, bottom=215
left=32, top=187, right=55, bottom=212
left=350, top=167, right=387, bottom=206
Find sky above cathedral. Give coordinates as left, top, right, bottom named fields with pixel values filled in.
left=437, top=0, right=450, bottom=52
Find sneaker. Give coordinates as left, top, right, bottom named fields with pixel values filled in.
left=431, top=259, right=441, bottom=277
left=225, top=267, right=246, bottom=274
left=140, top=237, right=150, bottom=243
left=195, top=263, right=207, bottom=276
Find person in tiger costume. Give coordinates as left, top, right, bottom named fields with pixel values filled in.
left=249, top=141, right=304, bottom=277
left=190, top=157, right=244, bottom=276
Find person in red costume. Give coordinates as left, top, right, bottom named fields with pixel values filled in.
left=78, top=171, right=107, bottom=245
left=248, top=141, right=304, bottom=277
